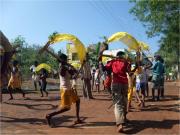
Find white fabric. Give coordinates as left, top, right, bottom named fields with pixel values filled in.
left=136, top=67, right=147, bottom=83
left=59, top=71, right=71, bottom=90
left=30, top=65, right=40, bottom=82
left=30, top=65, right=36, bottom=72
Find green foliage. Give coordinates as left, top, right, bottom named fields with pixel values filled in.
left=11, top=36, right=59, bottom=79
left=130, top=0, right=180, bottom=71
left=87, top=43, right=99, bottom=67
left=48, top=31, right=58, bottom=42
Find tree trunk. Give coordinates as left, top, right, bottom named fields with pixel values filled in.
left=0, top=31, right=14, bottom=102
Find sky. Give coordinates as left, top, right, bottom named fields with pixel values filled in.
left=1, top=0, right=161, bottom=54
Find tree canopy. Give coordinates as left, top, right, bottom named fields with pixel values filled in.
left=130, top=0, right=179, bottom=72
left=11, top=36, right=59, bottom=79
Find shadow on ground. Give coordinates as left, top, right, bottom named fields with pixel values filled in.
left=0, top=116, right=46, bottom=125
left=123, top=119, right=179, bottom=134
left=3, top=102, right=58, bottom=110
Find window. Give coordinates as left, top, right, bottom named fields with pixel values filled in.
left=72, top=53, right=78, bottom=61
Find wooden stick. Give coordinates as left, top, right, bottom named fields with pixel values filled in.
left=39, top=41, right=86, bottom=78
left=39, top=41, right=51, bottom=54
left=45, top=49, right=76, bottom=70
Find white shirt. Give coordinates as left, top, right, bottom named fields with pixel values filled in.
left=136, top=67, right=147, bottom=83
left=59, top=71, right=71, bottom=90
left=30, top=65, right=36, bottom=72
left=30, top=65, right=39, bottom=81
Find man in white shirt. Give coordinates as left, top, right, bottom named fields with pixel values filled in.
left=30, top=61, right=41, bottom=90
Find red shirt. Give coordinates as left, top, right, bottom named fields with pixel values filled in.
left=104, top=75, right=112, bottom=88
left=105, top=59, right=130, bottom=84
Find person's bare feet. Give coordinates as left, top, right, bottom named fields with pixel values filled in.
left=117, top=124, right=124, bottom=133
left=141, top=102, right=145, bottom=108
left=74, top=119, right=83, bottom=124
left=45, top=115, right=54, bottom=128
left=9, top=97, right=13, bottom=100
left=138, top=102, right=142, bottom=106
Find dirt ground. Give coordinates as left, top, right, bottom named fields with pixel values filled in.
left=0, top=80, right=180, bottom=135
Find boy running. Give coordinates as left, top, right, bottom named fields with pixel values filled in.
left=45, top=53, right=82, bottom=127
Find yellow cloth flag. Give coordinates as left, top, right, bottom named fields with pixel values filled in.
left=49, top=34, right=86, bottom=64
left=107, top=32, right=140, bottom=51
left=35, top=63, right=51, bottom=73
left=138, top=41, right=150, bottom=51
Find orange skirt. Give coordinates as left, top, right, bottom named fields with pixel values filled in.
left=8, top=75, right=21, bottom=89
left=60, top=89, right=79, bottom=109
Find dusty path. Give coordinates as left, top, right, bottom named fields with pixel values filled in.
left=0, top=80, right=179, bottom=135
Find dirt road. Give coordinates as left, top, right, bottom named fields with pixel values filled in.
left=0, top=80, right=179, bottom=134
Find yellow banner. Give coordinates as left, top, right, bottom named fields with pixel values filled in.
left=107, top=32, right=140, bottom=51
left=49, top=33, right=86, bottom=63
left=138, top=41, right=150, bottom=51
left=35, top=63, right=51, bottom=73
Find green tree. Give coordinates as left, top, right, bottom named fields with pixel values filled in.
left=11, top=36, right=59, bottom=79
left=130, top=0, right=180, bottom=74
left=87, top=42, right=100, bottom=67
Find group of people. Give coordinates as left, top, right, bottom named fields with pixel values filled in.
left=4, top=45, right=165, bottom=133
left=7, top=60, right=49, bottom=100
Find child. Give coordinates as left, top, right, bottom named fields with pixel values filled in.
left=94, top=67, right=100, bottom=92
left=8, top=60, right=25, bottom=100
left=46, top=53, right=82, bottom=127
left=135, top=65, right=146, bottom=107
left=127, top=73, right=136, bottom=112
left=39, top=68, right=48, bottom=97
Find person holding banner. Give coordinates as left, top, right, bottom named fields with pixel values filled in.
left=99, top=45, right=131, bottom=133
left=46, top=53, right=82, bottom=127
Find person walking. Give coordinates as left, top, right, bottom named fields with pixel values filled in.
left=99, top=47, right=131, bottom=133
left=30, top=61, right=41, bottom=91
left=8, top=60, right=25, bottom=100
left=39, top=68, right=48, bottom=97
left=152, top=55, right=165, bottom=101
left=81, top=53, right=93, bottom=99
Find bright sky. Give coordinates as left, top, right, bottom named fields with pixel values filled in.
left=1, top=0, right=160, bottom=54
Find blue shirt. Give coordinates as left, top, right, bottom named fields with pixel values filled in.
left=152, top=61, right=164, bottom=75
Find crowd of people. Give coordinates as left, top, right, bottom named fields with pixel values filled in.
left=4, top=46, right=165, bottom=133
